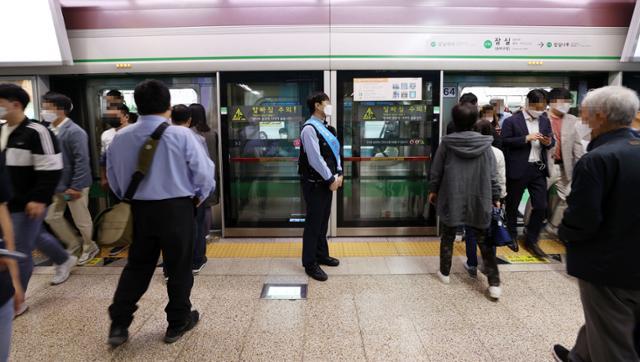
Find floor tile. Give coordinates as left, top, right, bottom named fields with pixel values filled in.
left=418, top=328, right=494, bottom=362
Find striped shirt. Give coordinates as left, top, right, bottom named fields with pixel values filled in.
left=1, top=118, right=62, bottom=212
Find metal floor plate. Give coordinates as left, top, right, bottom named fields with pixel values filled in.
left=260, top=283, right=308, bottom=300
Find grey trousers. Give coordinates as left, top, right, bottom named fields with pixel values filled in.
left=570, top=279, right=640, bottom=362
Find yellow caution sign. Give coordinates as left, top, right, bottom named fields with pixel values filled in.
left=232, top=107, right=247, bottom=121
left=86, top=258, right=102, bottom=266
left=362, top=107, right=377, bottom=121
left=502, top=255, right=549, bottom=264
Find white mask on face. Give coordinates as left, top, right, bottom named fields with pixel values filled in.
left=483, top=117, right=493, bottom=122
left=575, top=121, right=592, bottom=139
left=40, top=110, right=58, bottom=123
left=323, top=104, right=333, bottom=117
left=528, top=110, right=543, bottom=119
left=0, top=107, right=7, bottom=119
left=551, top=103, right=571, bottom=115
left=280, top=134, right=288, bottom=139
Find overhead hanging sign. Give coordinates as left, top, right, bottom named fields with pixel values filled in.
left=354, top=78, right=422, bottom=102
left=332, top=30, right=624, bottom=59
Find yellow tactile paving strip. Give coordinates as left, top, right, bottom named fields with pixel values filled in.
left=203, top=239, right=565, bottom=259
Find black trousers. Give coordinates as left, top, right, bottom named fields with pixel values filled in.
left=440, top=224, right=500, bottom=286
left=506, top=163, right=547, bottom=246
left=301, top=180, right=332, bottom=267
left=109, top=197, right=195, bottom=329
left=570, top=279, right=640, bottom=361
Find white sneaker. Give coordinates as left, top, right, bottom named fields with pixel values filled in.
left=436, top=270, right=450, bottom=284
left=488, top=286, right=502, bottom=300
left=77, top=243, right=100, bottom=266
left=14, top=303, right=28, bottom=318
left=52, top=255, right=77, bottom=285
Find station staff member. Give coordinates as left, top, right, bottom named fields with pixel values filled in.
left=299, top=92, right=342, bottom=282
left=106, top=80, right=214, bottom=347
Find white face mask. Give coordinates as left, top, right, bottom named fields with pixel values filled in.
left=323, top=104, right=333, bottom=117
left=528, top=110, right=543, bottom=119
left=550, top=103, right=571, bottom=115
left=40, top=110, right=58, bottom=123
left=575, top=121, right=592, bottom=139
left=0, top=107, right=7, bottom=119
left=483, top=116, right=493, bottom=122
left=280, top=134, right=288, bottom=139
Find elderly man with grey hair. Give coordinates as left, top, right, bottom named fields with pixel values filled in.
left=552, top=86, right=640, bottom=362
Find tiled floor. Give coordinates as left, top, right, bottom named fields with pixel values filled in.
left=12, top=256, right=582, bottom=362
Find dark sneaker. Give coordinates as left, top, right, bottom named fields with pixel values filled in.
left=192, top=258, right=208, bottom=275
left=552, top=344, right=570, bottom=362
left=108, top=325, right=129, bottom=347
left=318, top=256, right=340, bottom=267
left=109, top=245, right=128, bottom=257
left=507, top=241, right=519, bottom=252
left=524, top=243, right=548, bottom=259
left=164, top=310, right=200, bottom=344
left=305, top=264, right=328, bottom=281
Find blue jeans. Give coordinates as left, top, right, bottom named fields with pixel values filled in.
left=464, top=226, right=478, bottom=267
left=465, top=226, right=497, bottom=268
left=0, top=298, right=13, bottom=362
left=11, top=212, right=69, bottom=291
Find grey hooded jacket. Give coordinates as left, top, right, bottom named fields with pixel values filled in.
left=429, top=131, right=500, bottom=229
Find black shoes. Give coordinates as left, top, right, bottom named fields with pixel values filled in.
left=108, top=325, right=129, bottom=347
left=552, top=344, right=570, bottom=362
left=318, top=256, right=340, bottom=267
left=305, top=264, right=328, bottom=281
left=525, top=243, right=548, bottom=259
left=508, top=241, right=519, bottom=252
left=164, top=310, right=200, bottom=344
left=192, top=257, right=208, bottom=275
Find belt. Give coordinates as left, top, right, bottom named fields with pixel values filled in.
left=528, top=161, right=546, bottom=171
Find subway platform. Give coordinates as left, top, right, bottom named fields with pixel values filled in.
left=12, top=237, right=581, bottom=361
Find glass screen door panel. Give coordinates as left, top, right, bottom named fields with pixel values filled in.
left=337, top=71, right=439, bottom=228
left=221, top=71, right=323, bottom=228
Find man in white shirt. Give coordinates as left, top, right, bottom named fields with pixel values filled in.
left=501, top=89, right=555, bottom=258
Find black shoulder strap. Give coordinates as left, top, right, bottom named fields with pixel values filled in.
left=123, top=122, right=170, bottom=202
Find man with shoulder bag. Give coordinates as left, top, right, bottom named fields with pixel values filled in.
left=105, top=80, right=214, bottom=347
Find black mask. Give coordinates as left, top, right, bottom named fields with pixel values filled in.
left=102, top=116, right=121, bottom=128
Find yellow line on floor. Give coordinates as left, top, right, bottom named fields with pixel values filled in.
left=201, top=239, right=565, bottom=258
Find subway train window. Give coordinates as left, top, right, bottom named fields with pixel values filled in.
left=100, top=88, right=198, bottom=112
left=220, top=72, right=323, bottom=231
left=337, top=71, right=439, bottom=231
left=461, top=86, right=552, bottom=113
left=0, top=79, right=37, bottom=120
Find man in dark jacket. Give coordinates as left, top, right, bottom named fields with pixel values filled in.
left=501, top=89, right=555, bottom=257
left=552, top=86, right=640, bottom=362
left=429, top=103, right=502, bottom=299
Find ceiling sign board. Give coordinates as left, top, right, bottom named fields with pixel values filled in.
left=354, top=78, right=422, bottom=102
left=0, top=0, right=73, bottom=66
left=427, top=34, right=619, bottom=56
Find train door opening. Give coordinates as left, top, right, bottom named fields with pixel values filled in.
left=50, top=75, right=220, bottom=228
left=335, top=71, right=440, bottom=236
left=441, top=72, right=608, bottom=224
left=219, top=71, right=324, bottom=237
